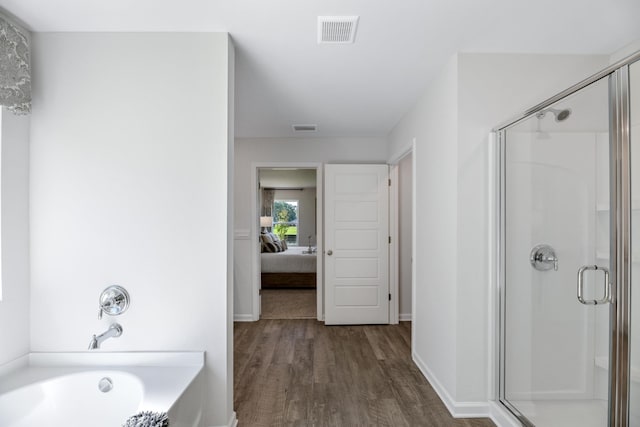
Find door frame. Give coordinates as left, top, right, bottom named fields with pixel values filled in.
left=250, top=162, right=324, bottom=321
left=388, top=143, right=415, bottom=325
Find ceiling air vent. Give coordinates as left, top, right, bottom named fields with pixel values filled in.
left=292, top=124, right=318, bottom=132
left=318, top=16, right=359, bottom=44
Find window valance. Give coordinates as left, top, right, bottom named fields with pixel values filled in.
left=0, top=12, right=30, bottom=115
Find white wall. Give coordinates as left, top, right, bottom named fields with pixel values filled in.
left=0, top=110, right=30, bottom=365
left=234, top=137, right=387, bottom=318
left=389, top=53, right=608, bottom=412
left=390, top=55, right=460, bottom=398
left=398, top=152, right=412, bottom=319
left=259, top=169, right=316, bottom=188
left=29, top=33, right=234, bottom=427
left=225, top=36, right=236, bottom=426
left=609, top=38, right=640, bottom=63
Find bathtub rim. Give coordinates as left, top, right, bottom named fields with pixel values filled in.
left=0, top=351, right=205, bottom=420
left=0, top=351, right=203, bottom=376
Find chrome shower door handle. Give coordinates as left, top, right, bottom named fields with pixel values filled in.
left=577, top=265, right=611, bottom=305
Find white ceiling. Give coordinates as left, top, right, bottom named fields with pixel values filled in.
left=2, top=0, right=640, bottom=138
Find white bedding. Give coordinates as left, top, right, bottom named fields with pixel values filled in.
left=261, top=246, right=317, bottom=273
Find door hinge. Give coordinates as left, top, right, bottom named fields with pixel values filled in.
left=388, top=178, right=391, bottom=186
left=388, top=236, right=391, bottom=244
left=388, top=293, right=391, bottom=301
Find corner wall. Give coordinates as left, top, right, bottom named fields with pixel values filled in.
left=0, top=110, right=30, bottom=365
left=389, top=52, right=608, bottom=414
left=389, top=55, right=460, bottom=399
left=29, top=32, right=234, bottom=427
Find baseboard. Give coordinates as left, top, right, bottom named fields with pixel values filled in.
left=488, top=401, right=521, bottom=427
left=227, top=411, right=238, bottom=427
left=233, top=314, right=254, bottom=322
left=412, top=350, right=490, bottom=418
left=399, top=313, right=412, bottom=321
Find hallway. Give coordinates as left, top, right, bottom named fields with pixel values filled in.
left=234, top=320, right=496, bottom=426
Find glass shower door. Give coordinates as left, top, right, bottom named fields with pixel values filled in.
left=500, top=75, right=612, bottom=427
left=629, top=59, right=639, bottom=427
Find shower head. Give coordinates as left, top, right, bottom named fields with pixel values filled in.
left=555, top=108, right=571, bottom=121
left=536, top=107, right=572, bottom=122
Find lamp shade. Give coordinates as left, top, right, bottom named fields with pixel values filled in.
left=260, top=216, right=273, bottom=228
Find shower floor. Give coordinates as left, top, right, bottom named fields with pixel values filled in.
left=508, top=399, right=607, bottom=427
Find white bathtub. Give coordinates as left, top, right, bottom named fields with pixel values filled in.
left=0, top=352, right=204, bottom=427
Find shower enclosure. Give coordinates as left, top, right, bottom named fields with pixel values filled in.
left=496, top=54, right=640, bottom=426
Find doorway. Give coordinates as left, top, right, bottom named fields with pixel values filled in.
left=251, top=161, right=406, bottom=324
left=389, top=144, right=415, bottom=325
left=394, top=151, right=413, bottom=323
left=251, top=164, right=323, bottom=320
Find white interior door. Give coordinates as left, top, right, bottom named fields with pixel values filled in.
left=324, top=164, right=389, bottom=325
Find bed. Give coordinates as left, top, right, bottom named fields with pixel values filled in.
left=261, top=246, right=317, bottom=288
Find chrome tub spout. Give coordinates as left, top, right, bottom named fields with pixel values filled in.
left=88, top=323, right=123, bottom=350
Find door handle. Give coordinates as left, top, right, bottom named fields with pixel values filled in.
left=577, top=265, right=611, bottom=305
left=327, top=250, right=333, bottom=256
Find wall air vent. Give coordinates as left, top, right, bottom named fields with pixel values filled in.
left=318, top=16, right=359, bottom=44
left=292, top=124, right=318, bottom=132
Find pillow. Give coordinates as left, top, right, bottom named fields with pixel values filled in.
left=268, top=232, right=280, bottom=242
left=261, top=240, right=279, bottom=253
left=261, top=233, right=274, bottom=244
left=280, top=240, right=288, bottom=251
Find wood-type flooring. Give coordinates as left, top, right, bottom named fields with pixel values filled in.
left=234, top=319, right=496, bottom=427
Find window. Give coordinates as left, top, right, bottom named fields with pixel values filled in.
left=272, top=200, right=298, bottom=245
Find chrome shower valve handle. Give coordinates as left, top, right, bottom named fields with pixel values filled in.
left=530, top=244, right=558, bottom=271
left=98, top=285, right=130, bottom=319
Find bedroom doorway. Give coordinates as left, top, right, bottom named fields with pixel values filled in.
left=252, top=164, right=323, bottom=320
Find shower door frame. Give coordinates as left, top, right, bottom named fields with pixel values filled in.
left=495, top=51, right=640, bottom=426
